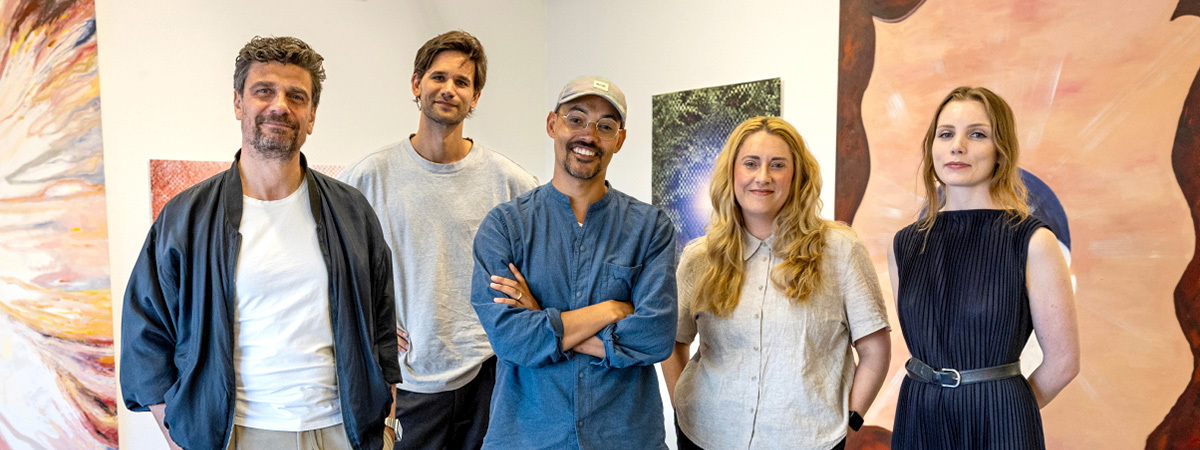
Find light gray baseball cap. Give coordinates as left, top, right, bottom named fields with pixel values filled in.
left=555, top=76, right=627, bottom=122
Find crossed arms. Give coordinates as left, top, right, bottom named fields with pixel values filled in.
left=469, top=208, right=677, bottom=368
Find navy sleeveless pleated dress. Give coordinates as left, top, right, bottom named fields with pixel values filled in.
left=892, top=210, right=1047, bottom=449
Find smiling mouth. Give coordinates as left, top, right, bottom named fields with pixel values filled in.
left=749, top=189, right=774, bottom=196
left=256, top=113, right=298, bottom=131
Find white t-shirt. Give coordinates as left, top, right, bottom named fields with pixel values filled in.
left=233, top=179, right=341, bottom=431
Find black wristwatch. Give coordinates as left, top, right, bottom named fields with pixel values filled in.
left=848, top=410, right=864, bottom=431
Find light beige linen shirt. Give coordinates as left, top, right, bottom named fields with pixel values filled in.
left=674, top=228, right=889, bottom=450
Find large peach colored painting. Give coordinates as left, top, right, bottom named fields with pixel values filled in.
left=838, top=0, right=1200, bottom=449
left=0, top=0, right=116, bottom=448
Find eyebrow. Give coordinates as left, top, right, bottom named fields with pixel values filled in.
left=429, top=70, right=471, bottom=81
left=567, top=105, right=618, bottom=121
left=247, top=81, right=310, bottom=99
left=248, top=80, right=275, bottom=90
left=938, top=123, right=990, bottom=128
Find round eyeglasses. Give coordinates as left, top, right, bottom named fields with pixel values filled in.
left=559, top=111, right=621, bottom=140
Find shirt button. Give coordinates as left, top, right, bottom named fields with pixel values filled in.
left=577, top=420, right=584, bottom=427
left=753, top=314, right=759, bottom=319
left=578, top=372, right=584, bottom=379
left=749, top=407, right=755, bottom=413
left=579, top=245, right=585, bottom=251
left=753, top=346, right=759, bottom=351
left=575, top=291, right=582, bottom=297
left=751, top=376, right=757, bottom=381
left=757, top=285, right=763, bottom=291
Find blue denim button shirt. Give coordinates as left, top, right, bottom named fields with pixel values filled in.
left=471, top=182, right=677, bottom=449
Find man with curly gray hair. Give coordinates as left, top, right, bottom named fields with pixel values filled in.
left=121, top=36, right=401, bottom=450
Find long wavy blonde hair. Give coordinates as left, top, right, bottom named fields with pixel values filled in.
left=693, top=117, right=840, bottom=317
left=917, top=87, right=1029, bottom=236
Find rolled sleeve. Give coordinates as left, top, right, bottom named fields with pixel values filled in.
left=592, top=212, right=678, bottom=368
left=471, top=209, right=570, bottom=367
left=839, top=231, right=890, bottom=342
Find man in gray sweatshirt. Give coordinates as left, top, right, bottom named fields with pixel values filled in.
left=339, top=30, right=538, bottom=449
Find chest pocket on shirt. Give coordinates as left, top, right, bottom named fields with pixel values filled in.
left=601, top=262, right=642, bottom=302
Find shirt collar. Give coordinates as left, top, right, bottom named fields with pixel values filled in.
left=742, top=230, right=774, bottom=261
left=545, top=180, right=615, bottom=212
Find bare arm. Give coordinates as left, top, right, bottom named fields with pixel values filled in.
left=660, top=342, right=692, bottom=408
left=848, top=329, right=891, bottom=415
left=148, top=404, right=183, bottom=450
left=573, top=336, right=607, bottom=358
left=560, top=301, right=633, bottom=350
left=1025, top=228, right=1080, bottom=407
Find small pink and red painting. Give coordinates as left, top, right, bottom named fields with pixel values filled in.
left=150, top=160, right=343, bottom=220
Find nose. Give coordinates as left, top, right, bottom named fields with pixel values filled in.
left=267, top=92, right=290, bottom=114
left=575, top=122, right=599, bottom=141
left=753, top=165, right=770, bottom=184
left=950, top=134, right=966, bottom=154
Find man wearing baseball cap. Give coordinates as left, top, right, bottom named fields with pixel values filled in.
left=469, top=76, right=678, bottom=449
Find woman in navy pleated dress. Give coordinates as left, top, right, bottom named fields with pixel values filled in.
left=888, top=86, right=1080, bottom=449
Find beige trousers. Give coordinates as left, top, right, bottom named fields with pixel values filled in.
left=226, top=424, right=353, bottom=450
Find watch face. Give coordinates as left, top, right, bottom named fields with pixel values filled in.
left=385, top=418, right=402, bottom=442
left=848, top=411, right=864, bottom=431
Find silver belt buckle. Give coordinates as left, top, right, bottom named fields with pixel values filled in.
left=936, top=368, right=961, bottom=388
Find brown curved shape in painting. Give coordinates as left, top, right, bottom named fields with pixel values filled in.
left=837, top=3, right=927, bottom=447
left=836, top=0, right=926, bottom=224
left=846, top=425, right=893, bottom=450
left=1148, top=5, right=1200, bottom=447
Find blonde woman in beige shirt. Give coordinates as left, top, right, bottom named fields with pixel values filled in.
left=661, top=117, right=891, bottom=450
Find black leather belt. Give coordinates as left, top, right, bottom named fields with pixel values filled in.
left=905, top=357, right=1022, bottom=388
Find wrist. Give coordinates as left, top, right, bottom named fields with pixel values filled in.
left=606, top=301, right=625, bottom=322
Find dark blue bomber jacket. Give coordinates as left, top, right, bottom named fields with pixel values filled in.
left=120, top=152, right=401, bottom=450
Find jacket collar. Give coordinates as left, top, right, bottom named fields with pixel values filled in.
left=222, top=150, right=316, bottom=230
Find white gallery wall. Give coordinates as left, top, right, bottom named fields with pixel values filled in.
left=95, top=0, right=842, bottom=447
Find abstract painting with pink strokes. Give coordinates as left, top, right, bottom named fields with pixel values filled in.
left=0, top=0, right=117, bottom=448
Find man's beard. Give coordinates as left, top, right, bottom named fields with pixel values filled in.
left=562, top=139, right=604, bottom=180
left=251, top=113, right=301, bottom=160
left=419, top=95, right=470, bottom=126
